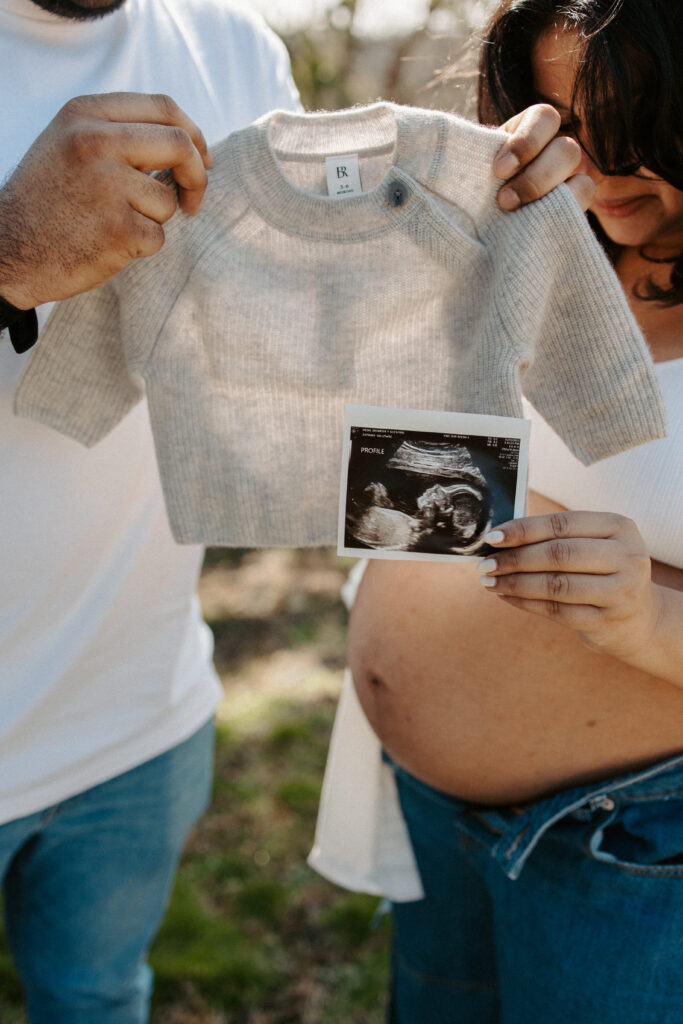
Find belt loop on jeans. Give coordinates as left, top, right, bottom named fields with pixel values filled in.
left=486, top=791, right=589, bottom=880
left=492, top=751, right=683, bottom=879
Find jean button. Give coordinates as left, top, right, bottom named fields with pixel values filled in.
left=388, top=180, right=407, bottom=207
left=594, top=795, right=615, bottom=812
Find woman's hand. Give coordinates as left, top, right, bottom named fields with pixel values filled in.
left=477, top=510, right=662, bottom=662
left=492, top=103, right=595, bottom=212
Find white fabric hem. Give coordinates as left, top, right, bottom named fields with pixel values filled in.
left=308, top=669, right=424, bottom=902
left=0, top=681, right=221, bottom=826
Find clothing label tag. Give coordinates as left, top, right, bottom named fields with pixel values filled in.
left=325, top=154, right=362, bottom=198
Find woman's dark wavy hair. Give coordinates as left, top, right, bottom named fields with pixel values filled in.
left=478, top=0, right=683, bottom=305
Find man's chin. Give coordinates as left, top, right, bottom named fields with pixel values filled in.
left=29, top=0, right=127, bottom=19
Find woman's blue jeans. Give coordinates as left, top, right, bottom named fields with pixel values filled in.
left=0, top=718, right=214, bottom=1024
left=387, top=749, right=683, bottom=1024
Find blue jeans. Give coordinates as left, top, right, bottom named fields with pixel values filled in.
left=387, top=750, right=683, bottom=1024
left=0, top=719, right=214, bottom=1024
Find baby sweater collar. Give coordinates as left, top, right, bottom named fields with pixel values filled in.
left=215, top=102, right=502, bottom=241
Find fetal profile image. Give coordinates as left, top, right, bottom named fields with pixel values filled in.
left=338, top=405, right=530, bottom=563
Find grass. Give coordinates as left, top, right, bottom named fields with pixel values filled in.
left=0, top=548, right=391, bottom=1024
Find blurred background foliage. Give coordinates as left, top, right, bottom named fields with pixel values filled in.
left=274, top=0, right=491, bottom=114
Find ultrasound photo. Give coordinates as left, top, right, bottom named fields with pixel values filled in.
left=338, top=406, right=530, bottom=562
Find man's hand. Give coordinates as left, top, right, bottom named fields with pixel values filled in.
left=0, top=93, right=213, bottom=309
left=492, top=103, right=595, bottom=212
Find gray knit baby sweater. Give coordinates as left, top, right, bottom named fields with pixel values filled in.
left=15, top=103, right=666, bottom=546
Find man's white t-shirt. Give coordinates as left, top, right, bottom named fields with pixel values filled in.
left=0, top=0, right=300, bottom=825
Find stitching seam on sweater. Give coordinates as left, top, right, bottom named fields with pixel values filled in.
left=140, top=206, right=252, bottom=373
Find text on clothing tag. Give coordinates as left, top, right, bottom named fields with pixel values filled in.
left=325, top=154, right=362, bottom=198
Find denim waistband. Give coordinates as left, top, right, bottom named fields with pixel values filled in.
left=386, top=749, right=683, bottom=880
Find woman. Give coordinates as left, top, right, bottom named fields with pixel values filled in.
left=323, top=1, right=683, bottom=1021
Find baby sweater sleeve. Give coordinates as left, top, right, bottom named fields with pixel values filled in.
left=13, top=280, right=143, bottom=446
left=487, top=185, right=667, bottom=465
left=13, top=204, right=195, bottom=447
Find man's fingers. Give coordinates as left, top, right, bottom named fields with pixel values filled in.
left=61, top=92, right=213, bottom=167
left=173, top=170, right=209, bottom=216
left=494, top=103, right=562, bottom=179
left=124, top=209, right=166, bottom=259
left=133, top=126, right=209, bottom=216
left=0, top=91, right=213, bottom=306
left=126, top=170, right=179, bottom=225
left=104, top=120, right=209, bottom=215
left=60, top=97, right=211, bottom=215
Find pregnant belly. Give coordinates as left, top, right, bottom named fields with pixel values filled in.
left=349, top=554, right=683, bottom=805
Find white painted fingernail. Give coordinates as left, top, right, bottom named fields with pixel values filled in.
left=479, top=575, right=497, bottom=588
left=484, top=530, right=505, bottom=544
left=477, top=558, right=497, bottom=573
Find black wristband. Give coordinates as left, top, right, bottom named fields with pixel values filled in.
left=0, top=293, right=38, bottom=353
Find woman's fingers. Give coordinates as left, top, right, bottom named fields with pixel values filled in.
left=478, top=512, right=651, bottom=615
left=494, top=104, right=562, bottom=175
left=485, top=511, right=632, bottom=546
left=477, top=512, right=660, bottom=660
left=479, top=568, right=621, bottom=607
left=565, top=172, right=596, bottom=212
left=494, top=103, right=592, bottom=210
left=486, top=591, right=606, bottom=631
left=498, top=135, right=582, bottom=209
left=478, top=536, right=621, bottom=578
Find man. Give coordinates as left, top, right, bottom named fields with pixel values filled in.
left=0, top=0, right=299, bottom=1020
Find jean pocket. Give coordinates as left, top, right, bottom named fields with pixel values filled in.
left=585, top=792, right=683, bottom=877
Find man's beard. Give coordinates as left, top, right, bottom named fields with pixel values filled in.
left=30, top=0, right=127, bottom=20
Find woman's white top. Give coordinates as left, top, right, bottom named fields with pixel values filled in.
left=308, top=359, right=683, bottom=900
left=527, top=359, right=683, bottom=567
